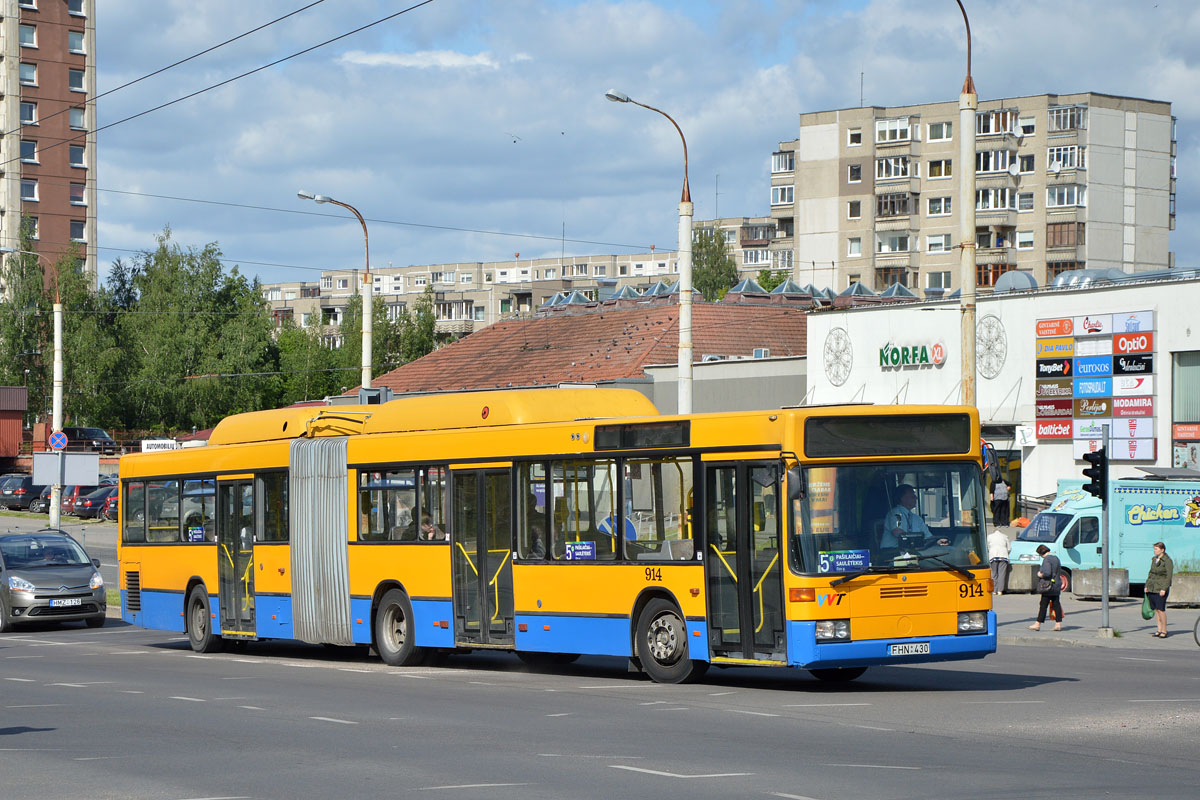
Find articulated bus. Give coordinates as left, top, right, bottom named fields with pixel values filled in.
left=118, top=388, right=995, bottom=684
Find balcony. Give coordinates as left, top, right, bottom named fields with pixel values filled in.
left=975, top=247, right=1016, bottom=267
left=435, top=319, right=476, bottom=335
left=874, top=251, right=918, bottom=270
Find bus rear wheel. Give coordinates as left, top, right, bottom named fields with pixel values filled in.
left=808, top=666, right=867, bottom=683
left=636, top=598, right=701, bottom=684
left=187, top=587, right=223, bottom=653
left=375, top=589, right=425, bottom=667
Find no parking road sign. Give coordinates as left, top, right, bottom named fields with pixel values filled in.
left=49, top=430, right=67, bottom=451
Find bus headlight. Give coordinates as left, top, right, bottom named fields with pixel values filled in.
left=815, top=620, right=850, bottom=641
left=957, top=612, right=987, bottom=633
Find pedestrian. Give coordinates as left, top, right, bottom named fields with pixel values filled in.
left=1145, top=541, right=1173, bottom=638
left=990, top=477, right=1011, bottom=526
left=1028, top=544, right=1062, bottom=632
left=987, top=526, right=1011, bottom=596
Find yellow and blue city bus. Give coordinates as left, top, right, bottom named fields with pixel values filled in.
left=117, top=388, right=995, bottom=684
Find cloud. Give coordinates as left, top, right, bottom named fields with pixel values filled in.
left=339, top=49, right=506, bottom=70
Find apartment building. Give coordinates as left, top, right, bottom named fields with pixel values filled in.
left=262, top=216, right=785, bottom=340
left=770, top=92, right=1176, bottom=296
left=1, top=0, right=97, bottom=291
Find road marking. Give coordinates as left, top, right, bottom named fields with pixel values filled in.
left=3, top=678, right=35, bottom=682
left=108, top=651, right=148, bottom=655
left=540, top=754, right=643, bottom=759
left=119, top=691, right=144, bottom=694
left=843, top=724, right=894, bottom=732
left=770, top=793, right=825, bottom=800
left=0, top=748, right=62, bottom=751
left=783, top=702, right=871, bottom=708
left=186, top=655, right=213, bottom=660
left=175, top=796, right=252, bottom=800
left=170, top=696, right=206, bottom=702
left=962, top=700, right=1046, bottom=704
left=728, top=709, right=779, bottom=717
left=213, top=697, right=248, bottom=701
left=640, top=701, right=668, bottom=706
left=417, top=784, right=531, bottom=791
left=338, top=668, right=372, bottom=673
left=469, top=681, right=500, bottom=686
left=659, top=708, right=690, bottom=712
left=823, top=763, right=919, bottom=770
left=6, top=704, right=64, bottom=709
left=1120, top=657, right=1166, bottom=663
left=545, top=713, right=572, bottom=717
left=310, top=716, right=357, bottom=725
left=611, top=766, right=753, bottom=778
left=578, top=684, right=657, bottom=690
left=708, top=691, right=737, bottom=696
left=74, top=756, right=128, bottom=761
left=231, top=659, right=263, bottom=664
left=239, top=706, right=264, bottom=711
left=1127, top=698, right=1200, bottom=703
left=221, top=676, right=257, bottom=680
left=5, top=655, right=45, bottom=659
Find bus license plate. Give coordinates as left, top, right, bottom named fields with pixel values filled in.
left=888, top=642, right=929, bottom=656
left=51, top=598, right=83, bottom=608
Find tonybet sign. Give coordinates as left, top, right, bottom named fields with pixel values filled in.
left=879, top=341, right=947, bottom=370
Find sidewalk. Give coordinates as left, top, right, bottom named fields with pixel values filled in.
left=994, top=590, right=1198, bottom=651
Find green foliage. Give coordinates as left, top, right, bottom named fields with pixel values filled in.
left=756, top=269, right=790, bottom=292
left=0, top=226, right=443, bottom=433
left=691, top=228, right=739, bottom=302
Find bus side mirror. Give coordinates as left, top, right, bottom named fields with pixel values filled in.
left=787, top=466, right=806, bottom=501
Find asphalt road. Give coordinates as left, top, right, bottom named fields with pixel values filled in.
left=2, top=618, right=1199, bottom=800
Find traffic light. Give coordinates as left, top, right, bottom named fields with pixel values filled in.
left=1081, top=448, right=1108, bottom=501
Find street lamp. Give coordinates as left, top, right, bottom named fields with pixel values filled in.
left=297, top=190, right=373, bottom=390
left=0, top=246, right=63, bottom=527
left=605, top=89, right=694, bottom=414
left=955, top=0, right=978, bottom=406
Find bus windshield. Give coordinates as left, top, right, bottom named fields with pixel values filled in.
left=790, top=461, right=987, bottom=575
left=1016, top=512, right=1073, bottom=543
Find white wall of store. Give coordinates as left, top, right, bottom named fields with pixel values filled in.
left=806, top=278, right=1200, bottom=498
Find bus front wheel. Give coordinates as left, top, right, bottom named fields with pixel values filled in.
left=375, top=589, right=425, bottom=667
left=808, top=666, right=867, bottom=683
left=187, top=588, right=223, bottom=653
left=636, top=598, right=700, bottom=684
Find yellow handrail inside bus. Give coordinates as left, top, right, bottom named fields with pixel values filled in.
left=709, top=544, right=737, bottom=583
left=752, top=552, right=779, bottom=634
left=454, top=542, right=478, bottom=576
left=488, top=549, right=511, bottom=624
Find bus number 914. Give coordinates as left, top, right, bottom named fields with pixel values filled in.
left=645, top=567, right=663, bottom=582
left=959, top=582, right=985, bottom=598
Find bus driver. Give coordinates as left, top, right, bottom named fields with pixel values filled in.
left=881, top=484, right=947, bottom=549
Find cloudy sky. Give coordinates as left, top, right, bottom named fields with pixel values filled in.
left=96, top=0, right=1198, bottom=287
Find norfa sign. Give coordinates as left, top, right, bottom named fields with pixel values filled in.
left=879, top=341, right=947, bottom=370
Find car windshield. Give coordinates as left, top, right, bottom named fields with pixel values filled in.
left=1017, top=512, right=1074, bottom=543
left=76, top=428, right=110, bottom=439
left=790, top=461, right=988, bottom=574
left=0, top=534, right=91, bottom=568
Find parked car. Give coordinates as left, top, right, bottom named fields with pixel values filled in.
left=0, top=529, right=106, bottom=630
left=1, top=475, right=47, bottom=510
left=62, top=426, right=119, bottom=455
left=74, top=486, right=117, bottom=520
left=60, top=485, right=101, bottom=517
left=101, top=490, right=119, bottom=522
left=29, top=486, right=52, bottom=514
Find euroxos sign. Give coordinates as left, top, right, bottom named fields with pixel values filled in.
left=879, top=340, right=947, bottom=370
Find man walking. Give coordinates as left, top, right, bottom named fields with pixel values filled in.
left=990, top=477, right=1011, bottom=527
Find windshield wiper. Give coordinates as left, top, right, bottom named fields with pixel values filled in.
left=914, top=552, right=975, bottom=581
left=828, top=565, right=898, bottom=587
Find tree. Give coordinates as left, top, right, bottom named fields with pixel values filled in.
left=756, top=269, right=790, bottom=292
left=691, top=228, right=739, bottom=301
left=0, top=221, right=52, bottom=426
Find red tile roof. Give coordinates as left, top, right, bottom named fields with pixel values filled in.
left=371, top=303, right=807, bottom=394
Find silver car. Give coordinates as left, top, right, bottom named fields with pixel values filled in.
left=0, top=530, right=106, bottom=631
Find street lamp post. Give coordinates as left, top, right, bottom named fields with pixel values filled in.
left=1, top=247, right=63, bottom=527
left=297, top=190, right=373, bottom=390
left=604, top=90, right=694, bottom=415
left=956, top=0, right=978, bottom=407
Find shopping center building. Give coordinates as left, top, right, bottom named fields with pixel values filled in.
left=805, top=271, right=1200, bottom=502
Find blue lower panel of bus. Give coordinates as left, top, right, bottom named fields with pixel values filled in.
left=255, top=595, right=294, bottom=639
left=786, top=612, right=997, bottom=669
left=124, top=589, right=186, bottom=633
left=514, top=615, right=708, bottom=660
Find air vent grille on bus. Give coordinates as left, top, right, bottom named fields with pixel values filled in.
left=879, top=585, right=928, bottom=600
left=125, top=571, right=141, bottom=611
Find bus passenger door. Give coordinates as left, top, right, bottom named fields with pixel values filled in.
left=704, top=463, right=785, bottom=662
left=217, top=479, right=255, bottom=638
left=451, top=469, right=514, bottom=647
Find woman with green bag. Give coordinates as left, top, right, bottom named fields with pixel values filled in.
left=1145, top=542, right=1174, bottom=638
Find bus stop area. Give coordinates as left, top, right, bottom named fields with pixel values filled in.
left=994, top=586, right=1198, bottom=651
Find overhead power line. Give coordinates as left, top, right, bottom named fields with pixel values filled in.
left=0, top=0, right=438, bottom=170
left=0, top=1, right=329, bottom=142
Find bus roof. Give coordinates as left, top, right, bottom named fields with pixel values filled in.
left=361, top=388, right=659, bottom=435
left=207, top=407, right=370, bottom=446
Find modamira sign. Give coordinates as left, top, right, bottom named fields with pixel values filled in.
left=879, top=341, right=947, bottom=370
